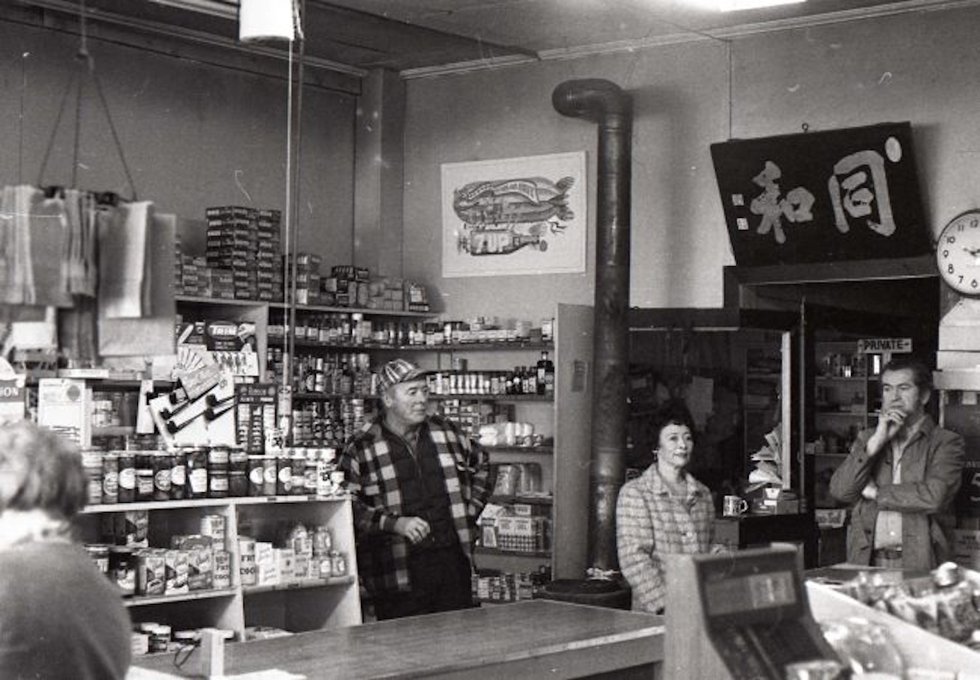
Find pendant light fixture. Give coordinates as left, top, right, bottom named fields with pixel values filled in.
left=238, top=0, right=297, bottom=42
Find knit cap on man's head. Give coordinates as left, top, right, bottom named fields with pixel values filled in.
left=377, top=358, right=428, bottom=392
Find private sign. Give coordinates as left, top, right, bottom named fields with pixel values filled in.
left=856, top=338, right=912, bottom=354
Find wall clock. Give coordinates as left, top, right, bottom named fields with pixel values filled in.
left=937, top=210, right=980, bottom=295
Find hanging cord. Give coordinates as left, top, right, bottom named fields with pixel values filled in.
left=286, top=1, right=307, bottom=406
left=283, top=24, right=294, bottom=397
left=283, top=0, right=305, bottom=403
left=36, top=0, right=139, bottom=200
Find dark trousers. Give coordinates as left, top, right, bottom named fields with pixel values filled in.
left=372, top=546, right=474, bottom=621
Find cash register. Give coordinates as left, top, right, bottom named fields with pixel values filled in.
left=664, top=545, right=840, bottom=680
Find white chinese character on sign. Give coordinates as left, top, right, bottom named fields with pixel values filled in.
left=828, top=150, right=896, bottom=237
left=749, top=161, right=815, bottom=245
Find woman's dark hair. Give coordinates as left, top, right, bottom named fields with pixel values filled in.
left=651, top=400, right=696, bottom=443
left=0, top=420, right=88, bottom=518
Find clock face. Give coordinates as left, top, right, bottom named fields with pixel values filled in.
left=937, top=210, right=980, bottom=295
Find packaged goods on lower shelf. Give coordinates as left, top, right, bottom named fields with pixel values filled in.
left=472, top=572, right=537, bottom=603
left=478, top=503, right=551, bottom=553
left=131, top=623, right=235, bottom=656
left=239, top=521, right=348, bottom=587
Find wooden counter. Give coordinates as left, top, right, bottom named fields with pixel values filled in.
left=130, top=599, right=664, bottom=679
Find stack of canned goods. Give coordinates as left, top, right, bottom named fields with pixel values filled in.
left=83, top=445, right=344, bottom=504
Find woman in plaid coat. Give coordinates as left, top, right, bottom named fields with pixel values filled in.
left=616, top=406, right=716, bottom=614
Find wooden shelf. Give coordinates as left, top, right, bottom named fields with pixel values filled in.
left=400, top=341, right=554, bottom=352
left=475, top=547, right=551, bottom=558
left=125, top=588, right=238, bottom=608
left=92, top=426, right=135, bottom=437
left=484, top=446, right=553, bottom=455
left=289, top=339, right=400, bottom=351
left=272, top=301, right=430, bottom=318
left=816, top=375, right=869, bottom=382
left=82, top=494, right=349, bottom=514
left=292, top=392, right=379, bottom=401
left=176, top=295, right=268, bottom=307
left=177, top=295, right=430, bottom=318
left=242, top=575, right=356, bottom=595
left=490, top=495, right=553, bottom=506
left=429, top=393, right=552, bottom=403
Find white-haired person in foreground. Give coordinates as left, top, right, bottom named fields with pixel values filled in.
left=0, top=420, right=131, bottom=679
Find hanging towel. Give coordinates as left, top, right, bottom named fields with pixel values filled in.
left=99, top=200, right=151, bottom=318
left=63, top=189, right=98, bottom=297
left=99, top=212, right=176, bottom=357
left=0, top=185, right=37, bottom=305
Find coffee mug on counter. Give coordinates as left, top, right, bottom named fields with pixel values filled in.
left=723, top=495, right=749, bottom=517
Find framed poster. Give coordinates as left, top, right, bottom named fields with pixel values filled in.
left=441, top=151, right=587, bottom=277
left=710, top=122, right=931, bottom=267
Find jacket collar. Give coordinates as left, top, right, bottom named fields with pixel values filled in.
left=640, top=464, right=702, bottom=500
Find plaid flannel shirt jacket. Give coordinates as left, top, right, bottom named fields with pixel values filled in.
left=339, top=414, right=492, bottom=597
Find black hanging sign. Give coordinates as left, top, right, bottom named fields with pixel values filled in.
left=710, top=122, right=931, bottom=267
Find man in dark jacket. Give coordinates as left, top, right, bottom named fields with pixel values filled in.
left=830, top=356, right=964, bottom=570
left=339, top=358, right=492, bottom=620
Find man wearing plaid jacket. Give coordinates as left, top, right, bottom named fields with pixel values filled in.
left=339, top=358, right=493, bottom=620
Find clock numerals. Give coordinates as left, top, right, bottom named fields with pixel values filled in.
left=938, top=211, right=980, bottom=296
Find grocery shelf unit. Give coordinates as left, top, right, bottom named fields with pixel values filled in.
left=812, top=339, right=881, bottom=508
left=743, top=339, right=786, bottom=484
left=401, top=304, right=594, bottom=581
left=74, top=296, right=433, bottom=639
left=73, top=495, right=361, bottom=640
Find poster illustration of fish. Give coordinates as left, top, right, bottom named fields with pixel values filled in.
left=441, top=152, right=587, bottom=278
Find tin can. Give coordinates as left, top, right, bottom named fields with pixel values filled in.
left=85, top=544, right=110, bottom=573
left=229, top=470, right=247, bottom=497
left=153, top=452, right=172, bottom=501
left=247, top=456, right=265, bottom=496
left=329, top=550, right=347, bottom=577
left=229, top=446, right=248, bottom=473
left=117, top=452, right=135, bottom=503
left=109, top=546, right=136, bottom=597
left=276, top=452, right=292, bottom=495
left=213, top=550, right=231, bottom=589
left=135, top=454, right=154, bottom=502
left=208, top=466, right=229, bottom=498
left=263, top=456, right=277, bottom=495
left=239, top=537, right=257, bottom=586
left=290, top=450, right=306, bottom=495
left=131, top=632, right=149, bottom=656
left=101, top=453, right=119, bottom=504
left=304, top=451, right=318, bottom=494
left=186, top=448, right=208, bottom=499
left=82, top=448, right=104, bottom=505
left=170, top=448, right=186, bottom=500
left=148, top=624, right=171, bottom=653
left=208, top=445, right=230, bottom=467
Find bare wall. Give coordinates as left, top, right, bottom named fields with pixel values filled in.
left=402, top=6, right=976, bottom=320
left=0, top=18, right=356, bottom=260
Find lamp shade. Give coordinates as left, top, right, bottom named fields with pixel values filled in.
left=239, top=0, right=295, bottom=42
